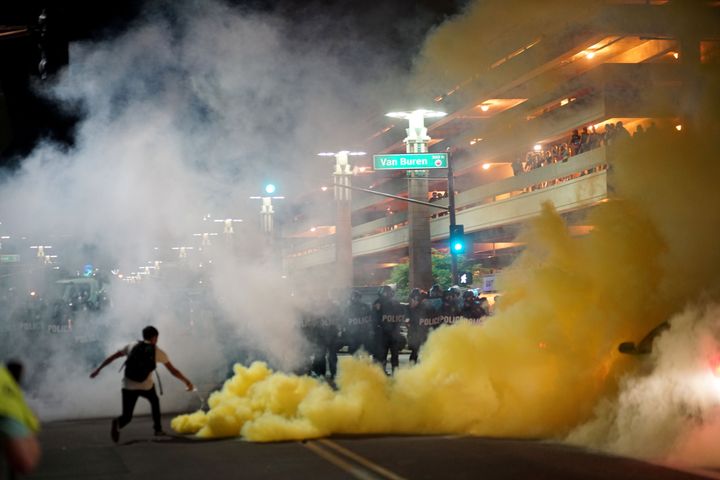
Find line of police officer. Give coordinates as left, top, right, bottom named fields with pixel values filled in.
left=299, top=285, right=490, bottom=379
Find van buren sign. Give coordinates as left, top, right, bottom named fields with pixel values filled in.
left=373, top=153, right=448, bottom=170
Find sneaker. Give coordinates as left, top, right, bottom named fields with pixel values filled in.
left=110, top=419, right=119, bottom=443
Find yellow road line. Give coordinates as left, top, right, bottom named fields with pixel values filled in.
left=302, top=441, right=378, bottom=480
left=318, top=439, right=407, bottom=480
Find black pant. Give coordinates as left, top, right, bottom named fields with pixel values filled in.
left=117, top=386, right=162, bottom=433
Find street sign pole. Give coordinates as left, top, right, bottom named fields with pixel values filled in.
left=447, top=148, right=459, bottom=286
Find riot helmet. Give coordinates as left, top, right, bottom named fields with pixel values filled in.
left=378, top=285, right=395, bottom=298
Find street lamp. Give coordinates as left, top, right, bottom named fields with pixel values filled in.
left=213, top=218, right=243, bottom=235
left=193, top=232, right=218, bottom=247
left=385, top=108, right=446, bottom=289
left=386, top=109, right=446, bottom=154
left=317, top=150, right=366, bottom=289
left=250, top=185, right=285, bottom=237
left=171, top=246, right=194, bottom=259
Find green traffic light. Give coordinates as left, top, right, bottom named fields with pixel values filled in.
left=264, top=184, right=277, bottom=194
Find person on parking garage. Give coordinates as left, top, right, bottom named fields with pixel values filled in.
left=372, top=285, right=406, bottom=374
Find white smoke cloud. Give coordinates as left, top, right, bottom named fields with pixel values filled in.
left=566, top=303, right=720, bottom=465
left=0, top=0, right=413, bottom=420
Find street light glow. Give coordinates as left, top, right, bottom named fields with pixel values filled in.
left=386, top=109, right=447, bottom=119
left=482, top=163, right=491, bottom=170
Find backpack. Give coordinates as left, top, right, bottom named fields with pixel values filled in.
left=124, top=342, right=156, bottom=382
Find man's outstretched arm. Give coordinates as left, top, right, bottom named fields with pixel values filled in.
left=89, top=350, right=125, bottom=378
left=163, top=362, right=194, bottom=391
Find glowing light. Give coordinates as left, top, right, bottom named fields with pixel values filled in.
left=533, top=144, right=542, bottom=152
left=30, top=291, right=36, bottom=297
left=480, top=104, right=490, bottom=112
left=310, top=227, right=317, bottom=232
left=482, top=163, right=491, bottom=170
left=264, top=184, right=277, bottom=194
left=675, top=124, right=683, bottom=131
left=317, top=152, right=335, bottom=157
left=672, top=52, right=679, bottom=59
left=386, top=109, right=447, bottom=119
left=586, top=51, right=595, bottom=59
left=560, top=98, right=569, bottom=106
left=320, top=186, right=328, bottom=192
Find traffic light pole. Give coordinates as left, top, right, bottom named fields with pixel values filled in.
left=447, top=148, right=459, bottom=286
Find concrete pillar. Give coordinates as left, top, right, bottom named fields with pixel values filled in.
left=405, top=111, right=433, bottom=289
left=334, top=152, right=354, bottom=290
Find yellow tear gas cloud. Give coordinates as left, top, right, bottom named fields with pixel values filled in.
left=172, top=127, right=720, bottom=444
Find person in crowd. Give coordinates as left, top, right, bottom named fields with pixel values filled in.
left=588, top=126, right=600, bottom=150
left=317, top=293, right=342, bottom=381
left=343, top=290, right=374, bottom=355
left=300, top=299, right=325, bottom=377
left=90, top=325, right=194, bottom=443
left=460, top=289, right=476, bottom=318
left=560, top=143, right=570, bottom=162
left=603, top=123, right=616, bottom=146
left=579, top=126, right=590, bottom=153
left=406, top=289, right=431, bottom=364
left=634, top=124, right=645, bottom=138
left=570, top=129, right=582, bottom=155
left=512, top=156, right=524, bottom=176
left=372, top=286, right=406, bottom=374
left=1, top=360, right=40, bottom=477
left=615, top=121, right=631, bottom=140
left=427, top=284, right=443, bottom=311
left=439, top=287, right=463, bottom=326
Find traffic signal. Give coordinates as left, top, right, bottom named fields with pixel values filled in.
left=449, top=224, right=466, bottom=255
left=264, top=183, right=277, bottom=195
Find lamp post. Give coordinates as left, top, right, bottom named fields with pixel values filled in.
left=318, top=150, right=366, bottom=290
left=385, top=109, right=446, bottom=289
left=250, top=184, right=285, bottom=242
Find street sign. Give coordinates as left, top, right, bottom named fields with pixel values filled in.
left=0, top=254, right=20, bottom=263
left=373, top=153, right=448, bottom=170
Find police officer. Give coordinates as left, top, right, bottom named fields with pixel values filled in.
left=440, top=286, right=463, bottom=326
left=343, top=290, right=374, bottom=355
left=317, top=293, right=341, bottom=380
left=461, top=289, right=486, bottom=323
left=372, top=285, right=406, bottom=374
left=406, top=288, right=431, bottom=363
left=299, top=301, right=325, bottom=378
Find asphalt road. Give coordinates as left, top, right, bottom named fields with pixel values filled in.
left=24, top=415, right=720, bottom=480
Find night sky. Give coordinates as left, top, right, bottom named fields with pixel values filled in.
left=0, top=0, right=465, bottom=168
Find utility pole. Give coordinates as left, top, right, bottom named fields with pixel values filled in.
left=447, top=148, right=459, bottom=285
